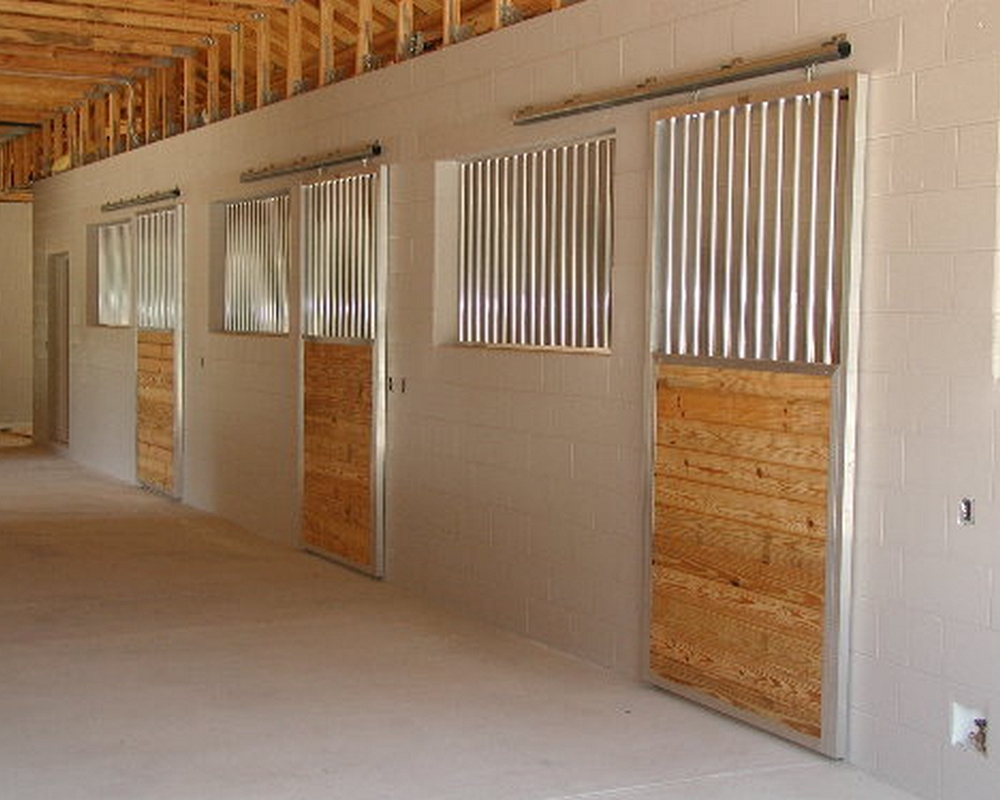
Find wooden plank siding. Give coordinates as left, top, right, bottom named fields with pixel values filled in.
left=302, top=340, right=374, bottom=570
left=651, top=361, right=831, bottom=740
left=136, top=330, right=176, bottom=495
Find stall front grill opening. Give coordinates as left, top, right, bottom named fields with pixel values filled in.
left=653, top=83, right=850, bottom=366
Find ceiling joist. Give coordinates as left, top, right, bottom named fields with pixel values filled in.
left=0, top=0, right=576, bottom=200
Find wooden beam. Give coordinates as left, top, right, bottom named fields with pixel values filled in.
left=356, top=0, right=373, bottom=74
left=230, top=26, right=246, bottom=114
left=125, top=82, right=135, bottom=150
left=159, top=63, right=171, bottom=138
left=396, top=0, right=413, bottom=60
left=0, top=12, right=208, bottom=52
left=287, top=0, right=303, bottom=95
left=254, top=12, right=271, bottom=107
left=77, top=102, right=88, bottom=164
left=0, top=1, right=232, bottom=38
left=443, top=0, right=459, bottom=46
left=0, top=76, right=99, bottom=107
left=0, top=48, right=158, bottom=80
left=183, top=55, right=196, bottom=130
left=319, top=0, right=335, bottom=85
left=40, top=117, right=51, bottom=175
left=107, top=87, right=120, bottom=154
left=207, top=40, right=221, bottom=122
left=142, top=73, right=153, bottom=143
left=65, top=106, right=77, bottom=167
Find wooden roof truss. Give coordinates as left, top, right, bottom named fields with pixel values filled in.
left=0, top=0, right=576, bottom=201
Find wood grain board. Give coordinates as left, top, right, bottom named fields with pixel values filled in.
left=302, top=340, right=374, bottom=570
left=651, top=361, right=831, bottom=740
left=136, top=329, right=175, bottom=495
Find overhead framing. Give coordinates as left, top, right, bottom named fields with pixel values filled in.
left=0, top=0, right=577, bottom=202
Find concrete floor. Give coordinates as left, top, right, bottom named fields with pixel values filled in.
left=0, top=447, right=919, bottom=800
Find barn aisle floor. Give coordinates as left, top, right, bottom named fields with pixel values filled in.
left=0, top=447, right=917, bottom=800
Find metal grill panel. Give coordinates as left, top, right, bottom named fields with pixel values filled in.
left=96, top=220, right=132, bottom=327
left=223, top=193, right=290, bottom=334
left=459, top=136, right=614, bottom=350
left=654, top=86, right=848, bottom=365
left=135, top=207, right=181, bottom=331
left=302, top=173, right=378, bottom=341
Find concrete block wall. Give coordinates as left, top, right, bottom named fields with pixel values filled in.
left=23, top=1, right=1000, bottom=797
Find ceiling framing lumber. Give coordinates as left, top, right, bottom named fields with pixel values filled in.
left=0, top=0, right=577, bottom=201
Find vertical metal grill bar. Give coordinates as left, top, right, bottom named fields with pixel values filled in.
left=557, top=145, right=568, bottom=347
left=707, top=110, right=720, bottom=356
left=664, top=118, right=676, bottom=355
left=459, top=165, right=468, bottom=341
left=319, top=183, right=328, bottom=337
left=754, top=100, right=769, bottom=360
left=825, top=88, right=841, bottom=365
left=546, top=148, right=556, bottom=346
left=473, top=162, right=482, bottom=342
left=602, top=138, right=613, bottom=348
left=569, top=144, right=579, bottom=347
left=224, top=205, right=232, bottom=330
left=679, top=115, right=691, bottom=354
left=723, top=106, right=736, bottom=357
left=138, top=216, right=145, bottom=328
left=315, top=184, right=323, bottom=337
left=336, top=178, right=346, bottom=337
left=542, top=148, right=553, bottom=346
left=738, top=103, right=752, bottom=359
left=347, top=178, right=355, bottom=338
left=522, top=154, right=529, bottom=344
left=500, top=156, right=510, bottom=344
left=771, top=97, right=786, bottom=361
left=489, top=157, right=498, bottom=344
left=692, top=113, right=706, bottom=357
left=788, top=95, right=804, bottom=362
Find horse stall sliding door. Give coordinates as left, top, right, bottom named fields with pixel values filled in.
left=135, top=207, right=183, bottom=497
left=300, top=169, right=386, bottom=576
left=648, top=75, right=865, bottom=756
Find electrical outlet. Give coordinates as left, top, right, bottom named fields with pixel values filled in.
left=958, top=497, right=975, bottom=526
left=952, top=702, right=988, bottom=756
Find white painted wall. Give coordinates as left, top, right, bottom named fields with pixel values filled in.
left=22, top=1, right=1000, bottom=798
left=0, top=203, right=33, bottom=430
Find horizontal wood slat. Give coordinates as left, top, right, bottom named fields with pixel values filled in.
left=136, top=330, right=175, bottom=495
left=651, top=361, right=831, bottom=741
left=302, top=340, right=373, bottom=570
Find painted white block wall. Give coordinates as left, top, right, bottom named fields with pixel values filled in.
left=21, top=1, right=1000, bottom=798
left=0, top=203, right=33, bottom=430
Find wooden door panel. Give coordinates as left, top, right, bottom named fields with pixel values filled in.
left=136, top=330, right=175, bottom=495
left=651, top=361, right=832, bottom=742
left=302, top=340, right=374, bottom=571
